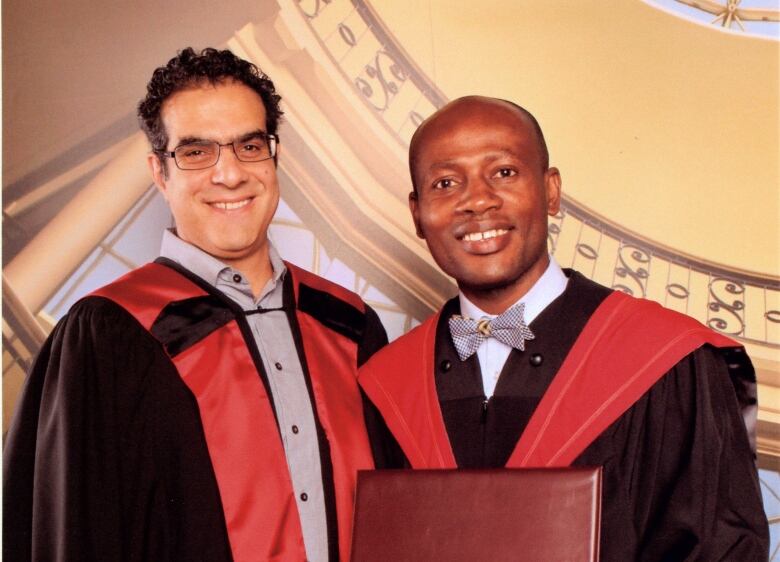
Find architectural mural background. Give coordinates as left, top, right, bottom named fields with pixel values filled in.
left=3, top=0, right=779, bottom=556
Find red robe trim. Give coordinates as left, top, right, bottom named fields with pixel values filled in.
left=93, top=262, right=374, bottom=562
left=358, top=291, right=738, bottom=470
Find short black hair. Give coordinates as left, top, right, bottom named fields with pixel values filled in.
left=138, top=47, right=283, bottom=154
left=409, top=97, right=549, bottom=193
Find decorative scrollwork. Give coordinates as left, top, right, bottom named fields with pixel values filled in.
left=546, top=208, right=566, bottom=254
left=576, top=243, right=598, bottom=261
left=409, top=111, right=425, bottom=127
left=355, top=77, right=373, bottom=99
left=613, top=243, right=650, bottom=298
left=546, top=212, right=563, bottom=254
left=765, top=310, right=780, bottom=323
left=547, top=223, right=561, bottom=253
left=613, top=285, right=634, bottom=296
left=666, top=283, right=690, bottom=299
left=338, top=23, right=356, bottom=47
left=297, top=0, right=331, bottom=19
left=355, top=50, right=408, bottom=111
left=707, top=277, right=745, bottom=335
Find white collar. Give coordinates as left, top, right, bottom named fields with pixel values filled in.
left=159, top=228, right=286, bottom=290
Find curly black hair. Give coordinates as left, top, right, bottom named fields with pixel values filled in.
left=138, top=47, right=283, bottom=154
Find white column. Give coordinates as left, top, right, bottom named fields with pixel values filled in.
left=4, top=132, right=154, bottom=314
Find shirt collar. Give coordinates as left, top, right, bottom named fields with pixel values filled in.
left=458, top=256, right=568, bottom=324
left=159, top=229, right=287, bottom=292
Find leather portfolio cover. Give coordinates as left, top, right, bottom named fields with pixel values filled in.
left=350, top=467, right=601, bottom=562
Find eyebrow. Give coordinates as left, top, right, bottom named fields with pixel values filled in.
left=174, top=129, right=268, bottom=147
left=424, top=149, right=521, bottom=171
left=424, top=160, right=459, bottom=173
left=480, top=149, right=521, bottom=162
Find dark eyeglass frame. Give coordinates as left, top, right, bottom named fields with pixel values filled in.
left=157, top=133, right=279, bottom=170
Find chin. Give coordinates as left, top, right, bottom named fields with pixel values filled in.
left=461, top=277, right=517, bottom=294
left=457, top=261, right=541, bottom=294
left=218, top=245, right=259, bottom=258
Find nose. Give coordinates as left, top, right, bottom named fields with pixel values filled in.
left=210, top=144, right=249, bottom=188
left=456, top=175, right=501, bottom=215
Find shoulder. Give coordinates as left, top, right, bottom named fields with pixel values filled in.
left=95, top=262, right=191, bottom=295
left=610, top=290, right=735, bottom=344
left=93, top=262, right=208, bottom=322
left=618, top=344, right=746, bottom=450
left=285, top=262, right=365, bottom=311
left=570, top=288, right=740, bottom=389
left=48, top=293, right=186, bottom=391
left=565, top=268, right=735, bottom=345
left=360, top=313, right=438, bottom=374
left=667, top=344, right=751, bottom=408
left=30, top=296, right=176, bottom=422
left=65, top=294, right=149, bottom=333
left=57, top=295, right=167, bottom=361
left=286, top=263, right=377, bottom=344
left=564, top=269, right=613, bottom=300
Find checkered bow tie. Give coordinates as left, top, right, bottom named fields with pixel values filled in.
left=448, top=303, right=535, bottom=361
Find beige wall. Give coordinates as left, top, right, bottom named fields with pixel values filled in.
left=375, top=0, right=779, bottom=276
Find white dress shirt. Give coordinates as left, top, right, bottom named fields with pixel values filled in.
left=458, top=257, right=568, bottom=398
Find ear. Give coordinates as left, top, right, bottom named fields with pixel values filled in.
left=544, top=167, right=562, bottom=216
left=409, top=191, right=425, bottom=239
left=147, top=152, right=168, bottom=198
left=273, top=142, right=280, bottom=168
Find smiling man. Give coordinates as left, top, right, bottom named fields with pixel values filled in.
left=358, top=96, right=769, bottom=560
left=3, top=48, right=395, bottom=562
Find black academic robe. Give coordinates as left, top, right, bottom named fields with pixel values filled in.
left=429, top=271, right=767, bottom=561
left=3, top=264, right=391, bottom=562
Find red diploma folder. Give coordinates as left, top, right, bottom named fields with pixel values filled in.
left=351, top=467, right=601, bottom=562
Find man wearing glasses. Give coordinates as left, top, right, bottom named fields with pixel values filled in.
left=4, top=47, right=396, bottom=562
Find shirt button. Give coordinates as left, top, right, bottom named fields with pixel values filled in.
left=300, top=492, right=308, bottom=502
left=292, top=425, right=299, bottom=434
left=439, top=360, right=452, bottom=372
left=529, top=353, right=544, bottom=367
left=274, top=362, right=283, bottom=371
left=232, top=273, right=242, bottom=283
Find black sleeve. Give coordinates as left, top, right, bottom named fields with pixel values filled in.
left=3, top=298, right=155, bottom=561
left=651, top=346, right=768, bottom=561
left=579, top=345, right=769, bottom=561
left=357, top=306, right=408, bottom=468
left=2, top=297, right=232, bottom=562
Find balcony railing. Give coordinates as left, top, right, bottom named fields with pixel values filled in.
left=295, top=0, right=780, bottom=347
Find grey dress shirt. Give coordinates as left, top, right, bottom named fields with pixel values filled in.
left=159, top=230, right=328, bottom=562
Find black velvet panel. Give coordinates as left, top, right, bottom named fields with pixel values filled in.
left=298, top=283, right=365, bottom=344
left=151, top=296, right=234, bottom=357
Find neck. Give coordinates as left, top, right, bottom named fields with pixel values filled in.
left=460, top=286, right=527, bottom=315
left=460, top=256, right=549, bottom=315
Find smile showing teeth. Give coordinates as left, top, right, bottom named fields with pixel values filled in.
left=462, top=228, right=508, bottom=242
left=212, top=198, right=251, bottom=210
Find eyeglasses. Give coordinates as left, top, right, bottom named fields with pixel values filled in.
left=158, top=133, right=279, bottom=170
